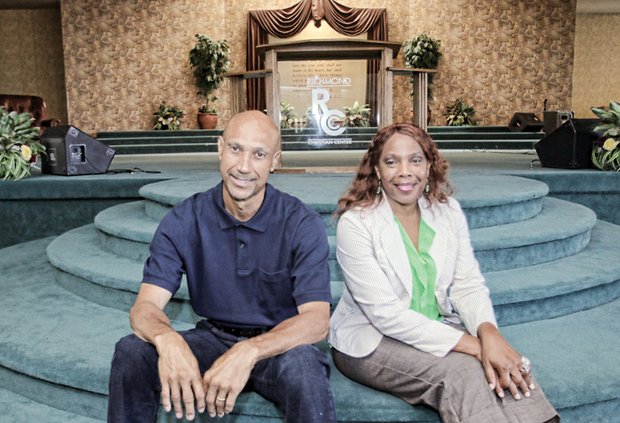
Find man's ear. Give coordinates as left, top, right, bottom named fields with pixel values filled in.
left=271, top=150, right=282, bottom=172
left=217, top=136, right=224, bottom=160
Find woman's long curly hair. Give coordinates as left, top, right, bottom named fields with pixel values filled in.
left=336, top=123, right=452, bottom=217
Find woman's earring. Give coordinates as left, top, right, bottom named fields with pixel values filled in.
left=376, top=178, right=383, bottom=195
left=425, top=181, right=430, bottom=195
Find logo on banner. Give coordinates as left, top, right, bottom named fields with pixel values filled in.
left=311, top=88, right=346, bottom=136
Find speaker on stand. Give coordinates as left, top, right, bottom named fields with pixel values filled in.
left=40, top=125, right=115, bottom=176
left=508, top=113, right=544, bottom=132
left=534, top=119, right=600, bottom=169
left=544, top=110, right=573, bottom=134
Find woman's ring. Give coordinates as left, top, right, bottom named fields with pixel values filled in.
left=216, top=396, right=226, bottom=402
left=520, top=356, right=531, bottom=374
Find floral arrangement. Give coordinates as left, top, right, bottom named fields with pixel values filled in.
left=591, top=101, right=620, bottom=171
left=280, top=102, right=304, bottom=129
left=0, top=107, right=46, bottom=181
left=343, top=101, right=371, bottom=127
left=152, top=102, right=185, bottom=130
left=444, top=99, right=476, bottom=126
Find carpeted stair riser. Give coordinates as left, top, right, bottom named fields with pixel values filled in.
left=47, top=220, right=620, bottom=327
left=98, top=127, right=544, bottom=155
left=3, top=239, right=620, bottom=423
left=137, top=174, right=549, bottom=229
left=0, top=385, right=102, bottom=423
left=0, top=365, right=108, bottom=422
left=93, top=196, right=593, bottom=273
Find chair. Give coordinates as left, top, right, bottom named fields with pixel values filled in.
left=0, top=94, right=61, bottom=131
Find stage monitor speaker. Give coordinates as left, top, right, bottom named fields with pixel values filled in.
left=534, top=119, right=599, bottom=169
left=544, top=110, right=573, bottom=134
left=508, top=113, right=544, bottom=132
left=41, top=125, right=115, bottom=176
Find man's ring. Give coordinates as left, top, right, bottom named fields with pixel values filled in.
left=216, top=397, right=226, bottom=402
left=520, top=356, right=531, bottom=374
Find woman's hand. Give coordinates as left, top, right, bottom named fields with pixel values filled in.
left=452, top=332, right=482, bottom=361
left=477, top=322, right=534, bottom=400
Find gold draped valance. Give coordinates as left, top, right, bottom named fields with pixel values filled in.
left=246, top=0, right=387, bottom=114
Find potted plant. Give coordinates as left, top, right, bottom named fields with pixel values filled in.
left=0, top=107, right=46, bottom=181
left=444, top=99, right=476, bottom=126
left=343, top=101, right=371, bottom=127
left=591, top=101, right=620, bottom=171
left=280, top=102, right=299, bottom=129
left=188, top=34, right=230, bottom=129
left=152, top=102, right=185, bottom=130
left=402, top=33, right=442, bottom=98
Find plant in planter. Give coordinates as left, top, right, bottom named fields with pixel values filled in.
left=279, top=102, right=299, bottom=129
left=189, top=34, right=230, bottom=129
left=591, top=101, right=620, bottom=171
left=444, top=99, right=476, bottom=126
left=343, top=101, right=371, bottom=127
left=152, top=102, right=185, bottom=130
left=0, top=107, right=46, bottom=181
left=403, top=33, right=442, bottom=98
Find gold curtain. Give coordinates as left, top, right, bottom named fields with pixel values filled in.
left=246, top=0, right=387, bottom=118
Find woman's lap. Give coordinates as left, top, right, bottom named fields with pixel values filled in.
left=332, top=336, right=558, bottom=423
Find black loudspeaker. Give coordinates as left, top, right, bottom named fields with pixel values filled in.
left=508, top=113, right=544, bottom=132
left=544, top=110, right=574, bottom=134
left=41, top=125, right=115, bottom=176
left=534, top=119, right=599, bottom=169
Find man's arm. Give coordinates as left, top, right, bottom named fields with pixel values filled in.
left=203, top=300, right=330, bottom=418
left=130, top=283, right=206, bottom=421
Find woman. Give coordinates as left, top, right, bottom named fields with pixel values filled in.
left=329, top=123, right=558, bottom=422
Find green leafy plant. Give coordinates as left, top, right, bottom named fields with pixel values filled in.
left=0, top=107, right=46, bottom=181
left=280, top=102, right=300, bottom=129
left=189, top=34, right=230, bottom=115
left=444, top=99, right=476, bottom=126
left=591, top=101, right=620, bottom=171
left=152, top=102, right=185, bottom=130
left=198, top=103, right=217, bottom=114
left=343, top=101, right=371, bottom=127
left=403, top=33, right=442, bottom=98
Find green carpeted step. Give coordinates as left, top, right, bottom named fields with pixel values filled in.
left=94, top=201, right=158, bottom=261
left=470, top=197, right=596, bottom=272
left=138, top=173, right=549, bottom=230
left=1, top=238, right=619, bottom=422
left=0, top=386, right=103, bottom=422
left=98, top=127, right=543, bottom=155
left=45, top=220, right=618, bottom=327
left=485, top=220, right=620, bottom=325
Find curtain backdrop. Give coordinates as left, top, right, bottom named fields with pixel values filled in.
left=246, top=0, right=387, bottom=118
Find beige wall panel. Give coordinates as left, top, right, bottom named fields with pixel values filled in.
left=572, top=14, right=620, bottom=118
left=0, top=8, right=67, bottom=123
left=58, top=0, right=577, bottom=132
left=61, top=0, right=227, bottom=133
left=408, top=0, right=576, bottom=126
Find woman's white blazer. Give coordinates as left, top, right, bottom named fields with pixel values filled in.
left=329, top=195, right=497, bottom=358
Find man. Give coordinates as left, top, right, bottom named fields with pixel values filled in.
left=108, top=111, right=336, bottom=423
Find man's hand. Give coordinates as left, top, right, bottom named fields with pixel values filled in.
left=130, top=283, right=206, bottom=421
left=154, top=331, right=206, bottom=421
left=201, top=301, right=329, bottom=418
left=477, top=322, right=534, bottom=400
left=203, top=341, right=259, bottom=417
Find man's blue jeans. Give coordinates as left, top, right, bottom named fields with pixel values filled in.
left=107, top=320, right=336, bottom=423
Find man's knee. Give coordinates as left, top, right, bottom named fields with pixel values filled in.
left=276, top=345, right=330, bottom=386
left=111, top=334, right=158, bottom=376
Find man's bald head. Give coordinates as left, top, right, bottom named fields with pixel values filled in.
left=222, top=110, right=280, bottom=151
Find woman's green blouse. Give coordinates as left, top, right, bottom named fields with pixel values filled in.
left=395, top=216, right=442, bottom=321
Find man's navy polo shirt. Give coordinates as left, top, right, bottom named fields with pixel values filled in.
left=143, top=182, right=331, bottom=328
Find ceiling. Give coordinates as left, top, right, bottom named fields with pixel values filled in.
left=0, top=0, right=618, bottom=12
